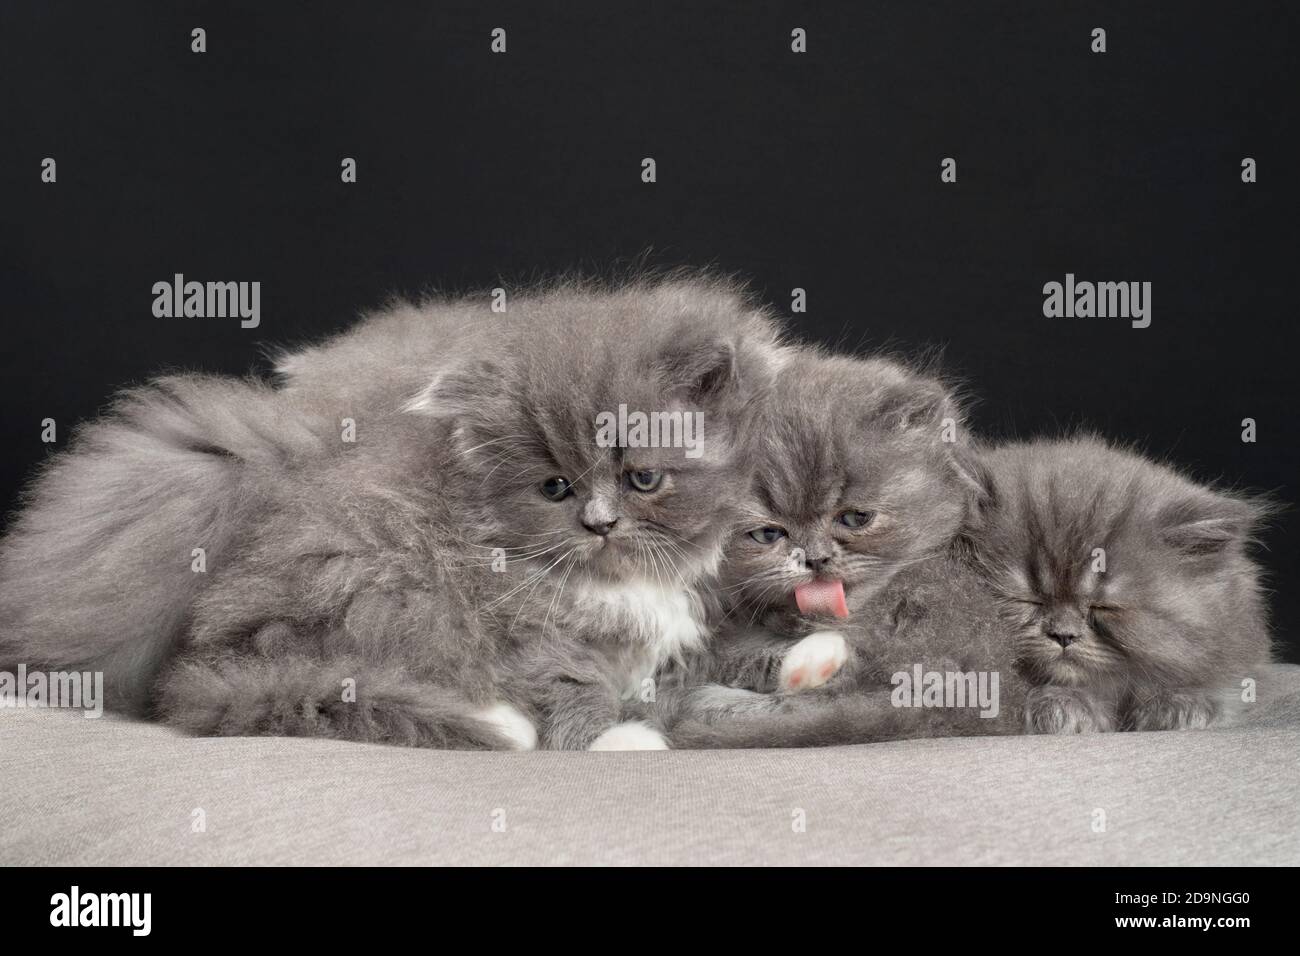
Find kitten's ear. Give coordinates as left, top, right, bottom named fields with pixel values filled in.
left=953, top=447, right=998, bottom=533
left=402, top=359, right=511, bottom=418
left=1157, top=490, right=1271, bottom=558
left=657, top=337, right=742, bottom=402
left=873, top=378, right=961, bottom=435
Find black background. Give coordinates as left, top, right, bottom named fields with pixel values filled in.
left=2, top=1, right=1297, bottom=661
left=2, top=867, right=1282, bottom=939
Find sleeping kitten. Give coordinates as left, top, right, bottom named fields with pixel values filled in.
left=673, top=434, right=1273, bottom=746
left=0, top=277, right=785, bottom=750
left=970, top=436, right=1273, bottom=733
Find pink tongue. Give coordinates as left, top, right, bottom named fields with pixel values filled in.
left=794, top=579, right=849, bottom=618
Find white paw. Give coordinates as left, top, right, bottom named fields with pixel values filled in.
left=474, top=701, right=538, bottom=751
left=588, top=720, right=670, bottom=751
left=779, top=631, right=848, bottom=692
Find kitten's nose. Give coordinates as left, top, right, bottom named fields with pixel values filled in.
left=582, top=516, right=617, bottom=536
left=580, top=499, right=618, bottom=537
left=804, top=552, right=832, bottom=572
left=1046, top=629, right=1080, bottom=648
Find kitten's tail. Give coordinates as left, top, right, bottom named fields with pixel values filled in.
left=159, top=652, right=531, bottom=751
left=0, top=374, right=328, bottom=714
left=668, top=686, right=1015, bottom=749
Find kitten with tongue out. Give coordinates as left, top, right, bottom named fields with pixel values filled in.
left=698, top=348, right=978, bottom=696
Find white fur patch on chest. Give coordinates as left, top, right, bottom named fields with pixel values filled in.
left=576, top=579, right=707, bottom=670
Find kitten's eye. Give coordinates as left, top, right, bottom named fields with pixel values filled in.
left=836, top=509, right=876, bottom=529
left=539, top=476, right=573, bottom=501
left=626, top=469, right=663, bottom=492
left=748, top=526, right=787, bottom=544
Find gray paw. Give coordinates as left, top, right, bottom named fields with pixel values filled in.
left=1126, top=691, right=1218, bottom=731
left=1024, top=686, right=1115, bottom=734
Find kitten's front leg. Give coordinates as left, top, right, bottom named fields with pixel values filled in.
left=709, top=628, right=794, bottom=692
left=711, top=628, right=849, bottom=693
left=1124, top=689, right=1218, bottom=731
left=538, top=678, right=669, bottom=751
left=1024, top=685, right=1116, bottom=734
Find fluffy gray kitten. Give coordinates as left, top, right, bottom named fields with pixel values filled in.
left=970, top=436, right=1273, bottom=733
left=709, top=346, right=977, bottom=683
left=672, top=434, right=1273, bottom=747
left=666, top=349, right=996, bottom=745
left=0, top=277, right=786, bottom=750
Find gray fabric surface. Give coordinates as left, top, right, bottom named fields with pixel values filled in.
left=4, top=665, right=1299, bottom=866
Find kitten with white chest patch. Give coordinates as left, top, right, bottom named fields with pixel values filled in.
left=170, top=278, right=792, bottom=750
left=0, top=277, right=786, bottom=750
